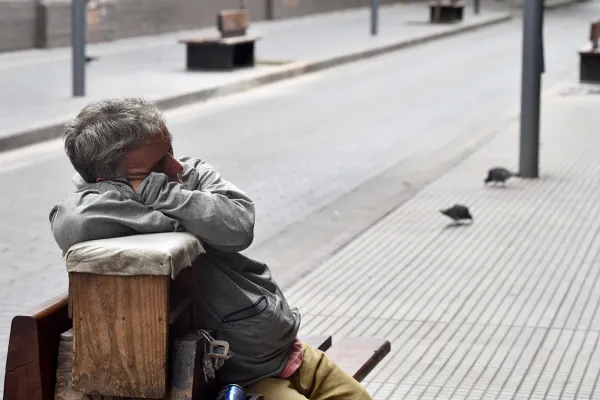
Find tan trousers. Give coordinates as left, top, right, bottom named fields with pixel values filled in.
left=245, top=343, right=374, bottom=400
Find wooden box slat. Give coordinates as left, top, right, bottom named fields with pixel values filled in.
left=70, top=273, right=169, bottom=398
left=54, top=329, right=213, bottom=400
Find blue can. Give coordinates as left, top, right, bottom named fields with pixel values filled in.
left=216, top=384, right=246, bottom=400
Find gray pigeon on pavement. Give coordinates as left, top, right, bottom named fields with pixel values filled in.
left=440, top=204, right=473, bottom=224
left=485, top=167, right=519, bottom=186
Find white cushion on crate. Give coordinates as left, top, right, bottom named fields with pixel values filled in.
left=64, top=232, right=205, bottom=279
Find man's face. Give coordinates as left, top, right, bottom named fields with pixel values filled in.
left=121, top=130, right=184, bottom=185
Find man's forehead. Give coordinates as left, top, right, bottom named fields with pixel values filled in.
left=146, top=128, right=170, bottom=144
left=127, top=134, right=170, bottom=159
left=145, top=137, right=168, bottom=146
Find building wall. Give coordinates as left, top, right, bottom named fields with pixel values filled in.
left=0, top=0, right=400, bottom=53
left=270, top=0, right=399, bottom=19
left=111, top=0, right=269, bottom=40
left=0, top=0, right=37, bottom=52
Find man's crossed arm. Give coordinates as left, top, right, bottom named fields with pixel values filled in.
left=50, top=158, right=255, bottom=253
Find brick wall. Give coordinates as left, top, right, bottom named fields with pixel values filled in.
left=0, top=0, right=36, bottom=52
left=111, top=0, right=268, bottom=39
left=270, top=0, right=399, bottom=20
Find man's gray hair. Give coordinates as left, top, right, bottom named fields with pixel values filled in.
left=64, top=97, right=169, bottom=183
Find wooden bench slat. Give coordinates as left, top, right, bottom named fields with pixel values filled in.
left=179, top=35, right=261, bottom=45
left=324, top=338, right=391, bottom=383
left=428, top=1, right=464, bottom=5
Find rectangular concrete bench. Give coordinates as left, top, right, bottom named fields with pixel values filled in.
left=580, top=20, right=600, bottom=83
left=4, top=232, right=390, bottom=399
left=180, top=9, right=261, bottom=71
left=429, top=1, right=464, bottom=23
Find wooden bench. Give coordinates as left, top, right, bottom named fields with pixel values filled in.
left=179, top=9, right=261, bottom=71
left=4, top=233, right=390, bottom=400
left=429, top=0, right=464, bottom=23
left=4, top=293, right=390, bottom=399
left=580, top=20, right=600, bottom=83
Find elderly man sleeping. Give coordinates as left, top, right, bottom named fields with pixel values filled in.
left=50, top=97, right=373, bottom=400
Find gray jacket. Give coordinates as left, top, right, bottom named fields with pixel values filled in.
left=49, top=157, right=301, bottom=386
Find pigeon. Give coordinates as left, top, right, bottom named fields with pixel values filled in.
left=85, top=55, right=98, bottom=63
left=440, top=204, right=473, bottom=224
left=484, top=167, right=519, bottom=186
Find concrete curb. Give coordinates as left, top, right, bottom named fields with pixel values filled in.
left=0, top=12, right=511, bottom=153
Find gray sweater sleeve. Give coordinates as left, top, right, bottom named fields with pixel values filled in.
left=49, top=181, right=180, bottom=252
left=49, top=159, right=254, bottom=253
left=137, top=158, right=255, bottom=253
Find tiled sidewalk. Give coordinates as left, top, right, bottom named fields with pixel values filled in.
left=287, top=82, right=600, bottom=399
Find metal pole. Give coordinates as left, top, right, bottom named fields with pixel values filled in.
left=518, top=0, right=544, bottom=178
left=474, top=0, right=481, bottom=15
left=539, top=0, right=545, bottom=74
left=72, top=0, right=86, bottom=97
left=370, top=0, right=380, bottom=36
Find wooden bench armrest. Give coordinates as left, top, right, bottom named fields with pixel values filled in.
left=4, top=292, right=71, bottom=400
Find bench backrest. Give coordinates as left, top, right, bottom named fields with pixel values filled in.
left=217, top=10, right=249, bottom=38
left=3, top=293, right=71, bottom=400
left=591, top=20, right=600, bottom=49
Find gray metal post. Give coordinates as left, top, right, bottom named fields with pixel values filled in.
left=72, top=0, right=86, bottom=97
left=518, top=0, right=544, bottom=178
left=370, top=0, right=380, bottom=36
left=474, top=0, right=481, bottom=14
